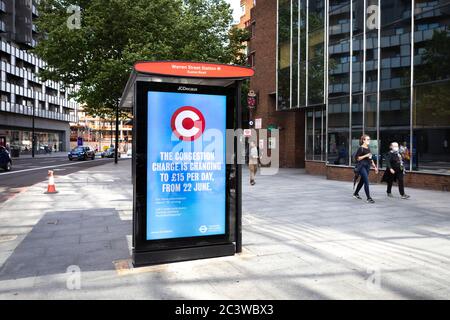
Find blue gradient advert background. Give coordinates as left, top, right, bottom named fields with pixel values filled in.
left=147, top=91, right=226, bottom=240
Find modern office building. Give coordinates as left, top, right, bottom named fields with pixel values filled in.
left=0, top=0, right=79, bottom=156
left=248, top=0, right=450, bottom=190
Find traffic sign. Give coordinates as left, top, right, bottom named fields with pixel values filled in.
left=247, top=90, right=256, bottom=109
left=255, top=118, right=262, bottom=129
left=247, top=97, right=256, bottom=108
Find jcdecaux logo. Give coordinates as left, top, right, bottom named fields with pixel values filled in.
left=171, top=106, right=205, bottom=141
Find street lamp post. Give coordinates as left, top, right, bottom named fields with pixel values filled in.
left=110, top=119, right=113, bottom=147
left=114, top=102, right=119, bottom=164
left=32, top=103, right=35, bottom=158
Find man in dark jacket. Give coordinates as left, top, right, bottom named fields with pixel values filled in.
left=381, top=142, right=410, bottom=199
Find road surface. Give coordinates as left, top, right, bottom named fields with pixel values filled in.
left=0, top=156, right=129, bottom=204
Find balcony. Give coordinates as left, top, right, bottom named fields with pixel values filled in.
left=0, top=101, right=78, bottom=122
left=328, top=83, right=350, bottom=95
left=329, top=23, right=350, bottom=36
left=32, top=4, right=39, bottom=17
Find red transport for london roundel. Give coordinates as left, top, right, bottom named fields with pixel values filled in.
left=171, top=106, right=206, bottom=141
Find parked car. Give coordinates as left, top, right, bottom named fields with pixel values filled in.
left=101, top=147, right=121, bottom=158
left=0, top=146, right=12, bottom=171
left=68, top=146, right=95, bottom=161
left=39, top=145, right=52, bottom=154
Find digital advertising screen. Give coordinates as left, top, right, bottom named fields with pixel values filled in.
left=146, top=90, right=227, bottom=241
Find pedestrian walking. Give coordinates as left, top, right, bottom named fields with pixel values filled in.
left=248, top=141, right=259, bottom=186
left=353, top=134, right=379, bottom=203
left=381, top=142, right=410, bottom=199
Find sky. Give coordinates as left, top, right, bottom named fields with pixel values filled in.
left=225, top=0, right=241, bottom=24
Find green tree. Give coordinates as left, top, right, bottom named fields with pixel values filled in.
left=34, top=0, right=248, bottom=116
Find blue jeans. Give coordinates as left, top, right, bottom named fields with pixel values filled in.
left=355, top=165, right=371, bottom=199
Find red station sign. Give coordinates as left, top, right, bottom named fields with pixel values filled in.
left=134, top=61, right=254, bottom=79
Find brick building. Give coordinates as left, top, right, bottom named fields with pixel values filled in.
left=247, top=0, right=305, bottom=168
left=237, top=0, right=255, bottom=29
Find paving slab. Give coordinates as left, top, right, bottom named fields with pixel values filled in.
left=0, top=161, right=449, bottom=299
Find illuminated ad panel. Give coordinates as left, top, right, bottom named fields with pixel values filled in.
left=146, top=91, right=226, bottom=240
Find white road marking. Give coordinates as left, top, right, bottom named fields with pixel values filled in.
left=0, top=159, right=112, bottom=176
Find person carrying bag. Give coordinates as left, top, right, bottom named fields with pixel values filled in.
left=381, top=142, right=410, bottom=199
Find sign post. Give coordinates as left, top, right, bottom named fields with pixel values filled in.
left=247, top=90, right=256, bottom=131
left=119, top=61, right=253, bottom=266
left=247, top=90, right=256, bottom=109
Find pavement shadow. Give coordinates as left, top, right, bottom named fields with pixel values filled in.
left=0, top=208, right=131, bottom=281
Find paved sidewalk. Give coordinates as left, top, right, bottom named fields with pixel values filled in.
left=0, top=161, right=449, bottom=299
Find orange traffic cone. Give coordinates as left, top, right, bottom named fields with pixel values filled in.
left=45, top=170, right=58, bottom=194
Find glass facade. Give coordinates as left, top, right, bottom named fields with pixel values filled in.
left=413, top=0, right=450, bottom=173
left=277, top=0, right=292, bottom=110
left=277, top=0, right=450, bottom=174
left=0, top=128, right=64, bottom=154
left=305, top=105, right=326, bottom=160
left=277, top=0, right=325, bottom=109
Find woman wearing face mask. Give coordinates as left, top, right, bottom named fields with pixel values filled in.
left=381, top=142, right=410, bottom=199
left=353, top=134, right=379, bottom=203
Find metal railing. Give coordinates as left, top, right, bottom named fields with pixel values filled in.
left=0, top=101, right=78, bottom=123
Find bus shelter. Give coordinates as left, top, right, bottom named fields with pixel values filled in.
left=119, top=61, right=254, bottom=266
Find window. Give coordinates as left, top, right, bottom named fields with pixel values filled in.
left=248, top=52, right=255, bottom=68
left=307, top=0, right=325, bottom=105
left=306, top=111, right=313, bottom=160
left=328, top=97, right=350, bottom=165
left=413, top=81, right=450, bottom=173
left=277, top=0, right=291, bottom=110
left=305, top=106, right=326, bottom=161
left=411, top=1, right=450, bottom=173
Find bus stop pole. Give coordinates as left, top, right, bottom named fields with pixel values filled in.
left=235, top=80, right=243, bottom=253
